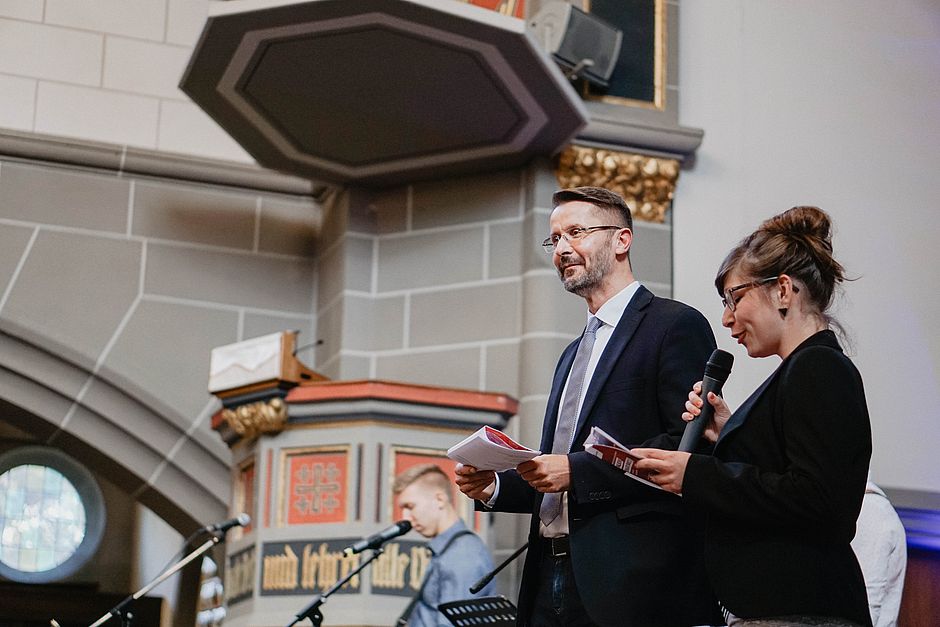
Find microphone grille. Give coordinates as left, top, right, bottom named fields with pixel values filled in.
left=236, top=513, right=251, bottom=527
left=397, top=520, right=412, bottom=532
left=704, top=349, right=734, bottom=380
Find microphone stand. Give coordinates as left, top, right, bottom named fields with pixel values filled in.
left=286, top=547, right=384, bottom=627
left=469, top=542, right=528, bottom=594
left=85, top=531, right=227, bottom=627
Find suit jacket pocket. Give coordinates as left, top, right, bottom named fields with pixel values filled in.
left=601, top=377, right=646, bottom=394
left=615, top=499, right=683, bottom=521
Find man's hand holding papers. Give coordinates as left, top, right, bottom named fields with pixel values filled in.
left=447, top=426, right=540, bottom=471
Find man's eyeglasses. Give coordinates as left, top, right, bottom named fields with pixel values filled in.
left=541, top=225, right=624, bottom=253
left=721, top=276, right=779, bottom=312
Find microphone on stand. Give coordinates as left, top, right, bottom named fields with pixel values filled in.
left=343, top=521, right=411, bottom=555
left=205, top=513, right=251, bottom=534
left=470, top=542, right=528, bottom=594
left=678, top=349, right=734, bottom=452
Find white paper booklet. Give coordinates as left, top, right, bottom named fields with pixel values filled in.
left=583, top=426, right=662, bottom=491
left=447, top=426, right=540, bottom=471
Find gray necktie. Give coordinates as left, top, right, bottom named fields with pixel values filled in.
left=539, top=316, right=603, bottom=526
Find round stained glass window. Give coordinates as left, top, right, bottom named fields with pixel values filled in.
left=0, top=446, right=104, bottom=583
left=0, top=464, right=87, bottom=571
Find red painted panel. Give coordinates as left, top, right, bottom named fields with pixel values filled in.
left=286, top=451, right=348, bottom=524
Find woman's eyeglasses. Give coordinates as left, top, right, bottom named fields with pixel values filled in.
left=721, top=276, right=779, bottom=312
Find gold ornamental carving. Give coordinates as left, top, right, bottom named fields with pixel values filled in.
left=222, top=398, right=288, bottom=439
left=555, top=146, right=680, bottom=223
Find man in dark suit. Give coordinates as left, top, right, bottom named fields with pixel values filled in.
left=456, top=187, right=720, bottom=626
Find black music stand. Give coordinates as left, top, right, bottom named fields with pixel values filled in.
left=438, top=595, right=517, bottom=626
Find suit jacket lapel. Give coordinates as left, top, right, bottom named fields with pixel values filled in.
left=571, top=287, right=652, bottom=445
left=715, top=377, right=771, bottom=447
left=715, top=330, right=840, bottom=448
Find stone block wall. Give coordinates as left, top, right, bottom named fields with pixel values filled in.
left=0, top=153, right=319, bottom=530
left=0, top=0, right=250, bottom=162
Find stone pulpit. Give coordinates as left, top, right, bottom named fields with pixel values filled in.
left=209, top=331, right=517, bottom=626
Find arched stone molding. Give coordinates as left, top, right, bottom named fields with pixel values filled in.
left=0, top=329, right=229, bottom=533
left=0, top=134, right=323, bottom=536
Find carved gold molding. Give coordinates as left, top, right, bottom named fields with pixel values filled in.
left=555, top=145, right=680, bottom=224
left=222, top=398, right=288, bottom=439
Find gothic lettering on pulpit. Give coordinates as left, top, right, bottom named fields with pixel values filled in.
left=259, top=540, right=363, bottom=596
left=256, top=539, right=428, bottom=597
left=225, top=545, right=256, bottom=605
left=371, top=541, right=431, bottom=597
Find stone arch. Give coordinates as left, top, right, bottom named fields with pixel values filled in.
left=0, top=329, right=229, bottom=533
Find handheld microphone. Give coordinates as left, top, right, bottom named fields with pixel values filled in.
left=343, top=521, right=411, bottom=555
left=678, top=349, right=734, bottom=452
left=205, top=513, right=251, bottom=534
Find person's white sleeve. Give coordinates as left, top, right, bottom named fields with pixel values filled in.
left=851, top=489, right=907, bottom=627
left=482, top=474, right=500, bottom=508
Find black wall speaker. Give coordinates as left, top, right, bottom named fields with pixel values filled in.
left=528, top=1, right=623, bottom=87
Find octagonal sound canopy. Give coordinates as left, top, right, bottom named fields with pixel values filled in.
left=180, top=0, right=587, bottom=187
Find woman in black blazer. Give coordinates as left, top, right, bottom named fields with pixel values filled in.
left=635, top=206, right=873, bottom=627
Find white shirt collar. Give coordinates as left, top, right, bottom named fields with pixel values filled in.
left=590, top=281, right=641, bottom=329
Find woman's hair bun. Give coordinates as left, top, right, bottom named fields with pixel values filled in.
left=760, top=206, right=833, bottom=250
left=715, top=204, right=847, bottom=320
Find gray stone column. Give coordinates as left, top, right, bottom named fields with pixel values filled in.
left=312, top=188, right=382, bottom=381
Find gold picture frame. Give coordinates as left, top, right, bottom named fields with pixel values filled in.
left=584, top=0, right=667, bottom=111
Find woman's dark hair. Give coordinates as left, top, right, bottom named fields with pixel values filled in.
left=715, top=206, right=847, bottom=326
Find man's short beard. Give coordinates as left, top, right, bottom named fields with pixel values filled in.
left=559, top=252, right=612, bottom=296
